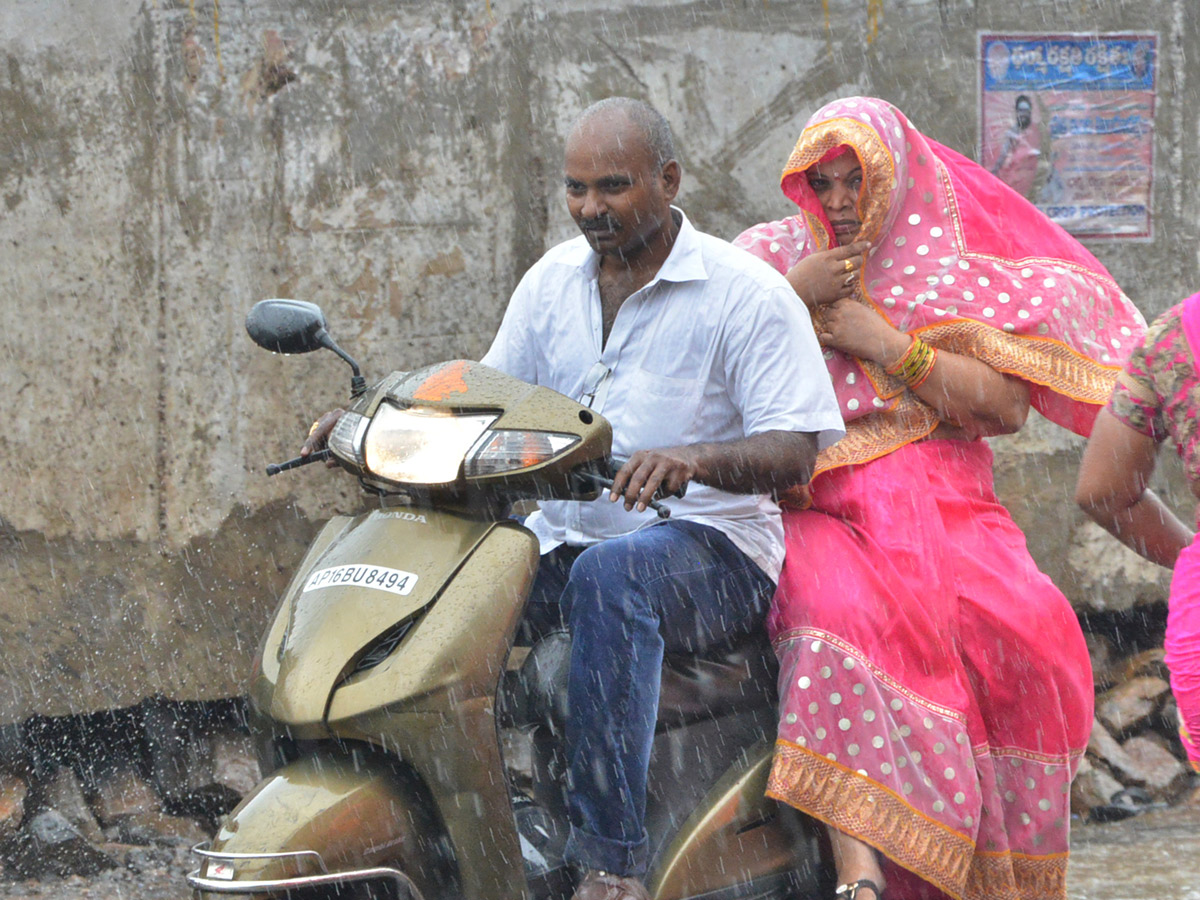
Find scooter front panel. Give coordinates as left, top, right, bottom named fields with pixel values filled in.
left=264, top=507, right=501, bottom=728
left=327, top=519, right=537, bottom=717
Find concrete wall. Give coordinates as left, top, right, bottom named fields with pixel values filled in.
left=2, top=0, right=1196, bottom=721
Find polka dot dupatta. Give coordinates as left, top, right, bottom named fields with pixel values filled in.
left=734, top=96, right=1146, bottom=479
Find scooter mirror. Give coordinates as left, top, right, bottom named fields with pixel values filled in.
left=246, top=299, right=331, bottom=354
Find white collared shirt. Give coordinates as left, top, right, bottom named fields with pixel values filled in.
left=482, top=209, right=843, bottom=581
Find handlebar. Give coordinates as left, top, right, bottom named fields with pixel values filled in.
left=266, top=450, right=332, bottom=476
left=576, top=469, right=676, bottom=520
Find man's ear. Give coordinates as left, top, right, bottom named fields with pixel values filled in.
left=660, top=159, right=681, bottom=202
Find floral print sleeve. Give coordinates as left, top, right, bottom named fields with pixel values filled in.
left=1106, top=304, right=1181, bottom=443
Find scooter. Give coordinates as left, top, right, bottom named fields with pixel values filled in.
left=187, top=299, right=830, bottom=900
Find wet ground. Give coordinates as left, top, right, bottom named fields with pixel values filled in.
left=1, top=809, right=1198, bottom=899
left=0, top=845, right=193, bottom=900
left=1068, top=806, right=1200, bottom=900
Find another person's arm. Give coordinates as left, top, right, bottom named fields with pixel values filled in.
left=1075, top=407, right=1193, bottom=568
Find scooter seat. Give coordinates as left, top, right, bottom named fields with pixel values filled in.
left=658, top=632, right=778, bottom=727
left=511, top=630, right=778, bottom=734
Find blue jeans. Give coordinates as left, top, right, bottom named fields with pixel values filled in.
left=523, top=519, right=774, bottom=878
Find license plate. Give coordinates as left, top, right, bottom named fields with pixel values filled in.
left=303, top=564, right=419, bottom=597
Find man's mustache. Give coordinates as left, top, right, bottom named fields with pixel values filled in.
left=579, top=216, right=620, bottom=232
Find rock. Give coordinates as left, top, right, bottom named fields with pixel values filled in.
left=42, top=766, right=104, bottom=843
left=211, top=731, right=261, bottom=797
left=1116, top=647, right=1170, bottom=683
left=107, top=810, right=209, bottom=847
left=90, top=766, right=161, bottom=826
left=1086, top=632, right=1119, bottom=689
left=142, top=704, right=245, bottom=817
left=0, top=772, right=28, bottom=843
left=1121, top=735, right=1189, bottom=797
left=142, top=698, right=206, bottom=807
left=1087, top=717, right=1144, bottom=784
left=1096, top=675, right=1171, bottom=735
left=1065, top=519, right=1171, bottom=614
left=1070, top=757, right=1125, bottom=816
left=2, top=809, right=117, bottom=877
left=119, top=842, right=179, bottom=873
left=1177, top=778, right=1200, bottom=806
left=1153, top=694, right=1182, bottom=745
left=0, top=723, right=29, bottom=777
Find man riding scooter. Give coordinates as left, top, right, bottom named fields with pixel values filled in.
left=305, top=97, right=844, bottom=900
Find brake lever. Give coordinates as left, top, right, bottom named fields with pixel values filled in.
left=575, top=470, right=672, bottom=520
left=266, top=449, right=332, bottom=476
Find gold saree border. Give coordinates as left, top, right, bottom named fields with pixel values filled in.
left=812, top=395, right=940, bottom=477
left=966, top=852, right=1068, bottom=900
left=769, top=740, right=1070, bottom=900
left=768, top=739, right=974, bottom=898
left=811, top=320, right=1120, bottom=478
left=781, top=116, right=895, bottom=246
left=914, top=319, right=1121, bottom=404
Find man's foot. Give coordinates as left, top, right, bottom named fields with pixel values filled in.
left=571, top=869, right=651, bottom=900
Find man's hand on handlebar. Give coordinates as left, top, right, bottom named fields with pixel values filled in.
left=301, top=408, right=345, bottom=465
left=610, top=447, right=696, bottom=513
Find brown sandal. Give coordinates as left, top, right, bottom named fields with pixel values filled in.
left=835, top=879, right=882, bottom=899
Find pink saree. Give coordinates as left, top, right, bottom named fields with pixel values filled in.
left=1168, top=292, right=1200, bottom=771
left=735, top=97, right=1147, bottom=900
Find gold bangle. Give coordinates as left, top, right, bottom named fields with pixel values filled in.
left=886, top=337, right=937, bottom=388
left=908, top=347, right=938, bottom=388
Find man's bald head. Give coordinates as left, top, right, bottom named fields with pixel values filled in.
left=571, top=97, right=677, bottom=169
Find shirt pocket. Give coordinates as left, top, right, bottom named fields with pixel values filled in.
left=633, top=367, right=698, bottom=401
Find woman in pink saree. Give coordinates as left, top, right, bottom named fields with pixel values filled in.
left=734, top=97, right=1145, bottom=900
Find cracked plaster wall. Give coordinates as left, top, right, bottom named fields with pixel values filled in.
left=0, top=0, right=1195, bottom=720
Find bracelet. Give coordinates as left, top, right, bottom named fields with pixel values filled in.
left=886, top=336, right=938, bottom=388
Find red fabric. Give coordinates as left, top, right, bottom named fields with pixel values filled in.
left=1181, top=290, right=1200, bottom=359
left=1167, top=486, right=1200, bottom=772
left=769, top=440, right=1091, bottom=899
left=926, top=139, right=1110, bottom=273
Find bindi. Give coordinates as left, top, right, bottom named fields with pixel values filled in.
left=812, top=167, right=857, bottom=182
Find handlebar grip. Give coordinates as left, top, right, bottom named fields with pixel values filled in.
left=266, top=449, right=332, bottom=476
left=606, top=457, right=687, bottom=501
left=577, top=469, right=673, bottom=519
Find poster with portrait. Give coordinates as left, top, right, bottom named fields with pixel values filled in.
left=979, top=33, right=1157, bottom=239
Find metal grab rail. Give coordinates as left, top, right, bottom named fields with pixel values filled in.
left=187, top=842, right=425, bottom=899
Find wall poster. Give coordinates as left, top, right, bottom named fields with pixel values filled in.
left=978, top=33, right=1157, bottom=240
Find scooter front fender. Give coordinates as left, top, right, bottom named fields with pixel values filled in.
left=187, top=749, right=452, bottom=898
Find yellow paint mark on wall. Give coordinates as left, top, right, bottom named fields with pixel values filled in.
left=214, top=1, right=224, bottom=80
left=867, top=0, right=884, bottom=43
left=817, top=0, right=884, bottom=47
left=421, top=247, right=467, bottom=278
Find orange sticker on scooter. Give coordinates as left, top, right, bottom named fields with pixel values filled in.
left=413, top=360, right=470, bottom=401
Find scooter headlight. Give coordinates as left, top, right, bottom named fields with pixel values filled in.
left=464, top=430, right=580, bottom=477
left=363, top=403, right=498, bottom=485
left=327, top=411, right=370, bottom=467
